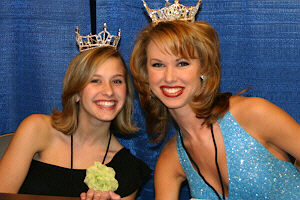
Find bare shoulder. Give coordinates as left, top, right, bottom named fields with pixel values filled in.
left=0, top=114, right=56, bottom=192
left=14, top=114, right=54, bottom=150
left=154, top=134, right=186, bottom=199
left=16, top=114, right=53, bottom=135
left=230, top=95, right=272, bottom=112
left=156, top=134, right=185, bottom=179
left=18, top=114, right=52, bottom=130
left=229, top=95, right=300, bottom=162
left=229, top=95, right=299, bottom=143
left=228, top=96, right=274, bottom=139
left=162, top=134, right=177, bottom=152
left=158, top=135, right=177, bottom=162
left=229, top=95, right=284, bottom=121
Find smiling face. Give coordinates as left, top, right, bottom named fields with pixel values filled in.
left=146, top=40, right=202, bottom=112
left=78, top=57, right=126, bottom=123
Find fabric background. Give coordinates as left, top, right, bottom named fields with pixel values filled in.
left=0, top=0, right=299, bottom=199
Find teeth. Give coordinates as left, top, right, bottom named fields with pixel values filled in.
left=163, top=88, right=182, bottom=94
left=96, top=101, right=115, bottom=107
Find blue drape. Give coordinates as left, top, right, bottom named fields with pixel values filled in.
left=0, top=0, right=299, bottom=199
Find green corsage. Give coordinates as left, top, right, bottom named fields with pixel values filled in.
left=84, top=161, right=119, bottom=191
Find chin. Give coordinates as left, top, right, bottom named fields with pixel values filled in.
left=161, top=102, right=185, bottom=109
left=99, top=118, right=115, bottom=122
left=96, top=114, right=118, bottom=122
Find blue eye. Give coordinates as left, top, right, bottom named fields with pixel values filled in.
left=91, top=79, right=101, bottom=83
left=152, top=63, right=164, bottom=67
left=113, top=79, right=123, bottom=84
left=178, top=61, right=190, bottom=67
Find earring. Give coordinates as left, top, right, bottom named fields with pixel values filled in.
left=200, top=75, right=205, bottom=81
left=75, top=95, right=80, bottom=103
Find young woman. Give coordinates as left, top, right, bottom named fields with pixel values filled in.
left=0, top=46, right=151, bottom=200
left=130, top=20, right=300, bottom=199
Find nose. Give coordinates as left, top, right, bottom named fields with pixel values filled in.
left=101, top=82, right=113, bottom=97
left=164, top=66, right=176, bottom=83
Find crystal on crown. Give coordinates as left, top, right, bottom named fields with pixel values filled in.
left=75, top=23, right=121, bottom=52
left=142, top=0, right=202, bottom=23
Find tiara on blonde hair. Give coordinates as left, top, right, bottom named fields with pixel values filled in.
left=75, top=23, right=121, bottom=52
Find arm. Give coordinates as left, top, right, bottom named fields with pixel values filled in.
left=230, top=96, right=300, bottom=162
left=260, top=99, right=300, bottom=162
left=154, top=136, right=186, bottom=200
left=0, top=114, right=49, bottom=193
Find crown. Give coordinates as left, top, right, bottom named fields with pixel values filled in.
left=142, top=0, right=202, bottom=23
left=75, top=23, right=121, bottom=52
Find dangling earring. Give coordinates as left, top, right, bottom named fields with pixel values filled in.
left=75, top=95, right=80, bottom=103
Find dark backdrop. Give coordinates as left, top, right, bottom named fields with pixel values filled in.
left=0, top=0, right=299, bottom=199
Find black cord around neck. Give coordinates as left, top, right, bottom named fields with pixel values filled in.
left=179, top=124, right=226, bottom=200
left=211, top=125, right=226, bottom=200
left=71, top=132, right=112, bottom=169
left=102, top=131, right=112, bottom=164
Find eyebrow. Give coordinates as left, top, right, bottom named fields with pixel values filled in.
left=149, top=57, right=186, bottom=62
left=176, top=58, right=186, bottom=62
left=92, top=74, right=125, bottom=78
left=149, top=58, right=162, bottom=62
left=113, top=74, right=125, bottom=78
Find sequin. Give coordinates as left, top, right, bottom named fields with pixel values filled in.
left=177, top=112, right=300, bottom=199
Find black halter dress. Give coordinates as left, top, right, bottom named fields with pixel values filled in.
left=19, top=135, right=151, bottom=197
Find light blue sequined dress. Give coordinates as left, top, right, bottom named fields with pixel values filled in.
left=177, top=112, right=300, bottom=199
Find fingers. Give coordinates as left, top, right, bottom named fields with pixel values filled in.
left=109, top=191, right=121, bottom=200
left=80, top=192, right=87, bottom=200
left=85, top=189, right=95, bottom=200
left=93, top=190, right=110, bottom=200
left=80, top=189, right=119, bottom=200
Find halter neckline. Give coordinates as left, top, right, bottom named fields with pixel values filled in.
left=70, top=132, right=112, bottom=169
left=179, top=124, right=226, bottom=200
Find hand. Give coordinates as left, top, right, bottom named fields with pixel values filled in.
left=80, top=189, right=121, bottom=200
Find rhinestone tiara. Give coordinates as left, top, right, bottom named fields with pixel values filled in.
left=142, top=0, right=202, bottom=23
left=75, top=23, right=121, bottom=52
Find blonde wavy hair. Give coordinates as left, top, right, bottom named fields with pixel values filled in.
left=130, top=21, right=231, bottom=142
left=52, top=47, right=139, bottom=135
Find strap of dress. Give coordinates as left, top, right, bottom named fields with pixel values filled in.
left=71, top=134, right=73, bottom=169
left=70, top=132, right=112, bottom=169
left=102, top=132, right=112, bottom=164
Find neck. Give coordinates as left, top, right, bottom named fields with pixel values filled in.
left=169, top=105, right=207, bottom=138
left=75, top=124, right=110, bottom=144
left=75, top=112, right=112, bottom=146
